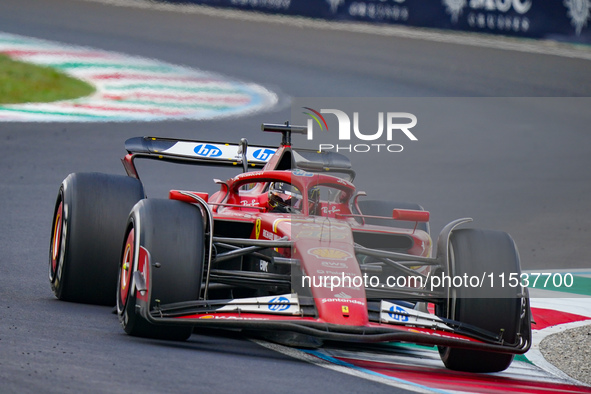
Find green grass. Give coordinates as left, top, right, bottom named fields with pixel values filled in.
left=0, top=54, right=95, bottom=104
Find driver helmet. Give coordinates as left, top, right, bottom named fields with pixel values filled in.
left=268, top=182, right=302, bottom=213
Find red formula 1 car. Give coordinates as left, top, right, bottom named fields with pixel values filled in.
left=49, top=123, right=531, bottom=373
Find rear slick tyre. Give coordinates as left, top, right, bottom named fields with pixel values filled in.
left=49, top=173, right=144, bottom=305
left=438, top=229, right=523, bottom=373
left=117, top=199, right=204, bottom=341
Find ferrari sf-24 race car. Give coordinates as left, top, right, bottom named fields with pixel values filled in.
left=49, top=123, right=531, bottom=373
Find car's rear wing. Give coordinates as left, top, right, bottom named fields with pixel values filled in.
left=122, top=134, right=355, bottom=180
left=125, top=136, right=277, bottom=166
left=122, top=136, right=278, bottom=178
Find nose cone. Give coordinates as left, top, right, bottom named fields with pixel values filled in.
left=292, top=219, right=369, bottom=327
left=317, top=296, right=368, bottom=326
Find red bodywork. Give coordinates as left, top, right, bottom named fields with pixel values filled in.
left=122, top=134, right=530, bottom=355
left=190, top=168, right=430, bottom=327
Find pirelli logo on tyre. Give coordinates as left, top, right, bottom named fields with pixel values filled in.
left=307, top=247, right=353, bottom=260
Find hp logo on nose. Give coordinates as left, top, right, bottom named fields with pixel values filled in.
left=194, top=144, right=222, bottom=157
left=252, top=148, right=275, bottom=161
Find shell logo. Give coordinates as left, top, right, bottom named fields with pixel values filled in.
left=308, top=247, right=353, bottom=260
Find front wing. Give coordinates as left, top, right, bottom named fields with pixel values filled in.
left=132, top=285, right=531, bottom=355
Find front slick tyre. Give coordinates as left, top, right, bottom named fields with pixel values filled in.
left=49, top=173, right=144, bottom=305
left=438, top=229, right=523, bottom=373
left=117, top=199, right=204, bottom=341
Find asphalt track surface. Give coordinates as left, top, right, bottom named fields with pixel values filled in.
left=1, top=0, right=591, bottom=392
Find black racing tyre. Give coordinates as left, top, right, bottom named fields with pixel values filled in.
left=117, top=199, right=204, bottom=341
left=438, top=229, right=524, bottom=373
left=355, top=200, right=430, bottom=234
left=49, top=173, right=144, bottom=305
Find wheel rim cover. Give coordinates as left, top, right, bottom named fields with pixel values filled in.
left=119, top=228, right=134, bottom=307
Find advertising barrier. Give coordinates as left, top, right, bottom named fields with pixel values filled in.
left=166, top=0, right=591, bottom=43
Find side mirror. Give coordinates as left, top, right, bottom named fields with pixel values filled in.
left=392, top=209, right=430, bottom=222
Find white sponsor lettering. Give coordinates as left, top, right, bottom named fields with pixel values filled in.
left=321, top=298, right=366, bottom=306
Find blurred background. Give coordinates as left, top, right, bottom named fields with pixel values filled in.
left=1, top=0, right=590, bottom=392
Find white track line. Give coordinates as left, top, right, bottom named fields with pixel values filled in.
left=529, top=297, right=591, bottom=386
left=249, top=297, right=591, bottom=392
left=528, top=319, right=591, bottom=386
left=251, top=338, right=449, bottom=394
